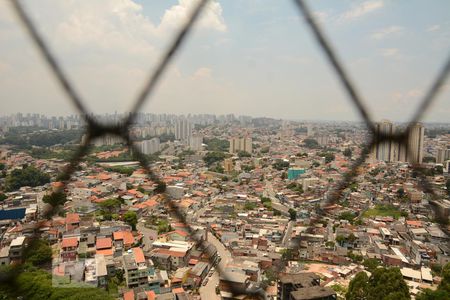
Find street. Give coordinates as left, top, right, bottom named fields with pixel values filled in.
left=137, top=221, right=157, bottom=252
left=199, top=230, right=232, bottom=299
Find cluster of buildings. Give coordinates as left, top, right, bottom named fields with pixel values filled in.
left=0, top=116, right=449, bottom=300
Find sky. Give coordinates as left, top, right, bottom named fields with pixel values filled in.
left=1, top=0, right=450, bottom=122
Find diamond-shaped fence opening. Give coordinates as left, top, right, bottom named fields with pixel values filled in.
left=1, top=0, right=450, bottom=299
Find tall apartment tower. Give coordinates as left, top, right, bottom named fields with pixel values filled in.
left=229, top=137, right=252, bottom=154
left=175, top=119, right=192, bottom=142
left=400, top=122, right=424, bottom=164
left=436, top=147, right=450, bottom=164
left=189, top=135, right=203, bottom=151
left=372, top=120, right=397, bottom=162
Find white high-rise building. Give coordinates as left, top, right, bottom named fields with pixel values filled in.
left=134, top=138, right=160, bottom=155
left=372, top=121, right=424, bottom=164
left=175, top=119, right=192, bottom=142
left=436, top=147, right=450, bottom=164
left=189, top=135, right=203, bottom=151
left=372, top=120, right=396, bottom=162
left=399, top=122, right=424, bottom=164
left=229, top=137, right=252, bottom=154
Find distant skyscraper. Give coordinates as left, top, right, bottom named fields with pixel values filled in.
left=400, top=122, right=424, bottom=164
left=175, top=119, right=192, bottom=142
left=372, top=121, right=424, bottom=164
left=372, top=120, right=396, bottom=162
left=189, top=135, right=203, bottom=151
left=436, top=147, right=450, bottom=164
left=134, top=138, right=160, bottom=155
left=229, top=137, right=252, bottom=154
left=306, top=124, right=314, bottom=137
left=223, top=158, right=234, bottom=173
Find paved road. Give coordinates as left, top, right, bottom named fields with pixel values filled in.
left=199, top=231, right=232, bottom=299
left=137, top=221, right=157, bottom=252
left=282, top=220, right=294, bottom=247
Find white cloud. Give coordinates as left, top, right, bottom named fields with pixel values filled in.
left=426, top=24, right=440, bottom=32
left=391, top=88, right=424, bottom=105
left=192, top=67, right=212, bottom=79
left=160, top=0, right=226, bottom=33
left=371, top=26, right=403, bottom=40
left=0, top=0, right=227, bottom=114
left=341, top=1, right=384, bottom=21
left=313, top=11, right=329, bottom=24
left=379, top=48, right=399, bottom=57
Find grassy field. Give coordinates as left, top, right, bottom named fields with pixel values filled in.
left=363, top=204, right=402, bottom=218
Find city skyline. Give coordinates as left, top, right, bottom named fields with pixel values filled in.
left=1, top=1, right=450, bottom=122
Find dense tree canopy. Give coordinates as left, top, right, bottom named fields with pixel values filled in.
left=4, top=165, right=50, bottom=191
left=346, top=268, right=410, bottom=300
left=24, top=239, right=52, bottom=266
left=344, top=148, right=352, bottom=158
left=204, top=138, right=229, bottom=152
left=43, top=192, right=67, bottom=207
left=1, top=129, right=82, bottom=148
left=272, top=159, right=290, bottom=170
left=203, top=151, right=226, bottom=166
left=303, top=138, right=319, bottom=148
left=124, top=211, right=138, bottom=230
left=417, top=262, right=450, bottom=300
left=9, top=267, right=114, bottom=300
left=238, top=150, right=251, bottom=158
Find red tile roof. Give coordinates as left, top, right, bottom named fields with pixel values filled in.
left=96, top=237, right=112, bottom=249
left=146, top=290, right=156, bottom=300
left=123, top=290, right=134, bottom=300
left=65, top=213, right=80, bottom=224
left=172, top=287, right=185, bottom=294
left=113, top=231, right=134, bottom=245
left=132, top=247, right=145, bottom=264
left=62, top=237, right=78, bottom=248
left=96, top=249, right=114, bottom=256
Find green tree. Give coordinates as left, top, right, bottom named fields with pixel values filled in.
left=339, top=211, right=356, bottom=223
left=42, top=192, right=67, bottom=207
left=446, top=179, right=450, bottom=197
left=0, top=194, right=7, bottom=201
left=24, top=239, right=52, bottom=266
left=154, top=181, right=166, bottom=194
left=346, top=272, right=369, bottom=300
left=363, top=258, right=380, bottom=273
left=417, top=262, right=450, bottom=299
left=272, top=159, right=290, bottom=170
left=369, top=268, right=410, bottom=299
left=204, top=138, right=229, bottom=152
left=238, top=150, right=251, bottom=158
left=303, top=138, right=319, bottom=148
left=336, top=235, right=346, bottom=246
left=288, top=208, right=297, bottom=221
left=98, top=198, right=121, bottom=220
left=439, top=262, right=450, bottom=292
left=324, top=153, right=335, bottom=164
left=203, top=151, right=226, bottom=166
left=244, top=202, right=257, bottom=211
left=4, top=165, right=50, bottom=191
left=344, top=148, right=352, bottom=158
left=124, top=211, right=138, bottom=231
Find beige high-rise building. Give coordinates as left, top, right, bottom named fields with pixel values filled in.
left=399, top=122, right=424, bottom=164
left=223, top=158, right=234, bottom=173
left=229, top=137, right=252, bottom=154
left=436, top=147, right=450, bottom=164
left=372, top=120, right=397, bottom=162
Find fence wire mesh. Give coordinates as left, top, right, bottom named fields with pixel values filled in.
left=2, top=0, right=450, bottom=299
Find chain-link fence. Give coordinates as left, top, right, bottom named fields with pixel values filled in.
left=2, top=0, right=450, bottom=299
